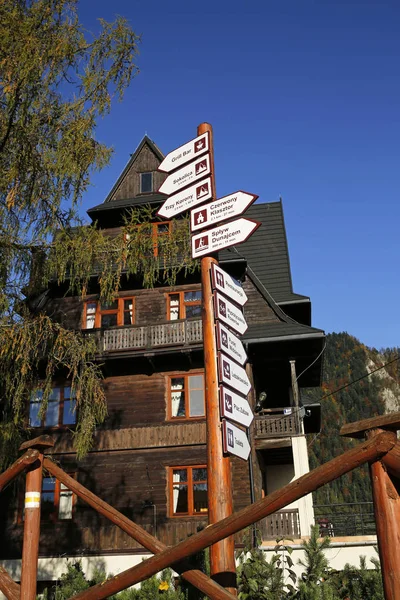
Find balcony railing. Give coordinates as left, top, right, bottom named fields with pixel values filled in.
left=254, top=409, right=301, bottom=438
left=314, top=502, right=376, bottom=537
left=86, top=319, right=203, bottom=353
left=258, top=509, right=300, bottom=540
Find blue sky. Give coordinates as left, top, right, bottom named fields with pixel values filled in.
left=78, top=0, right=400, bottom=350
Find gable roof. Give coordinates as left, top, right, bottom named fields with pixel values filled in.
left=219, top=201, right=309, bottom=306
left=104, top=135, right=164, bottom=204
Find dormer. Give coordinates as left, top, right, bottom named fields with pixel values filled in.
left=87, top=136, right=168, bottom=228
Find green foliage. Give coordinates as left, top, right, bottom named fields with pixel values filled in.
left=40, top=561, right=118, bottom=599
left=304, top=332, right=390, bottom=506
left=293, top=526, right=336, bottom=600
left=119, top=569, right=185, bottom=600
left=331, top=555, right=384, bottom=600
left=237, top=531, right=295, bottom=600
left=0, top=314, right=106, bottom=467
left=41, top=562, right=185, bottom=600
left=44, top=206, right=197, bottom=303
left=0, top=0, right=141, bottom=461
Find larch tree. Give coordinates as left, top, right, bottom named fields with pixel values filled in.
left=0, top=0, right=195, bottom=466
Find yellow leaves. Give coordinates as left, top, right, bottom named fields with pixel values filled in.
left=5, top=185, right=18, bottom=209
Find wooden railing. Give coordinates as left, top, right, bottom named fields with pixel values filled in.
left=254, top=410, right=301, bottom=438
left=258, top=509, right=300, bottom=540
left=78, top=511, right=300, bottom=552
left=86, top=319, right=203, bottom=353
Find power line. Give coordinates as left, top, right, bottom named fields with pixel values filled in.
left=320, top=354, right=400, bottom=401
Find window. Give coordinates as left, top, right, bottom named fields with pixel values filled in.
left=153, top=222, right=170, bottom=257
left=167, top=290, right=202, bottom=320
left=169, top=466, right=207, bottom=516
left=29, top=385, right=76, bottom=428
left=140, top=172, right=153, bottom=193
left=19, top=475, right=76, bottom=523
left=168, top=373, right=205, bottom=419
left=42, top=477, right=75, bottom=520
left=83, top=297, right=135, bottom=329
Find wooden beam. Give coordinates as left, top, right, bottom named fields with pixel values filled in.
left=340, top=411, right=400, bottom=438
left=69, top=430, right=395, bottom=600
left=0, top=565, right=20, bottom=600
left=368, top=430, right=400, bottom=600
left=382, top=441, right=400, bottom=479
left=0, top=449, right=39, bottom=493
left=19, top=435, right=54, bottom=451
left=43, top=458, right=236, bottom=600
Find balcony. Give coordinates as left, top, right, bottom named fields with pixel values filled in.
left=85, top=319, right=203, bottom=353
left=259, top=509, right=300, bottom=540
left=77, top=511, right=300, bottom=553
left=254, top=408, right=302, bottom=439
left=314, top=502, right=376, bottom=537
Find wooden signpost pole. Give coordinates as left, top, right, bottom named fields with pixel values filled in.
left=197, top=122, right=236, bottom=593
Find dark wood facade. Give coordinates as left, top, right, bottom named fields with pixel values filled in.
left=0, top=135, right=324, bottom=565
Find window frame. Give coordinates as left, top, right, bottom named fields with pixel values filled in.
left=168, top=465, right=208, bottom=518
left=139, top=171, right=153, bottom=194
left=29, top=384, right=77, bottom=429
left=82, top=296, right=135, bottom=329
left=18, top=474, right=77, bottom=524
left=167, top=372, right=205, bottom=421
left=153, top=221, right=171, bottom=257
left=167, top=289, right=202, bottom=321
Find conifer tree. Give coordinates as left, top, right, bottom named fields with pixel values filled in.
left=0, top=0, right=143, bottom=463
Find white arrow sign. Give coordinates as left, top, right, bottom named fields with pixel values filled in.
left=211, top=263, right=248, bottom=307
left=220, top=385, right=254, bottom=428
left=217, top=352, right=251, bottom=397
left=158, top=132, right=209, bottom=173
left=157, top=177, right=212, bottom=219
left=158, top=154, right=211, bottom=196
left=222, top=419, right=251, bottom=461
left=216, top=322, right=247, bottom=366
left=191, top=218, right=261, bottom=259
left=190, top=191, right=258, bottom=232
left=214, top=292, right=248, bottom=336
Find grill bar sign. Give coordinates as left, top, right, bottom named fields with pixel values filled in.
left=158, top=154, right=211, bottom=196
left=222, top=419, right=251, bottom=461
left=191, top=218, right=261, bottom=259
left=158, top=132, right=209, bottom=173
left=217, top=352, right=251, bottom=397
left=190, top=191, right=258, bottom=232
left=216, top=322, right=247, bottom=366
left=211, top=263, right=247, bottom=306
left=157, top=177, right=212, bottom=219
left=220, top=385, right=254, bottom=428
left=214, top=292, right=248, bottom=336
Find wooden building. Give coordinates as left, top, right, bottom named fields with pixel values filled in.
left=0, top=136, right=325, bottom=582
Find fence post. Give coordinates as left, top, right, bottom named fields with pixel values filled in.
left=19, top=436, right=54, bottom=600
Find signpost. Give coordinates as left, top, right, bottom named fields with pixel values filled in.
left=220, top=385, right=254, bottom=428
left=158, top=154, right=211, bottom=196
left=157, top=177, right=213, bottom=219
left=217, top=352, right=251, bottom=397
left=157, top=122, right=261, bottom=594
left=216, top=322, right=247, bottom=366
left=191, top=218, right=261, bottom=259
left=214, top=292, right=248, bottom=336
left=211, top=263, right=248, bottom=306
left=158, top=132, right=209, bottom=173
left=190, top=191, right=258, bottom=232
left=222, top=419, right=251, bottom=461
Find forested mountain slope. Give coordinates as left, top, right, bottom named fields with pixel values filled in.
left=303, top=332, right=400, bottom=505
